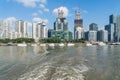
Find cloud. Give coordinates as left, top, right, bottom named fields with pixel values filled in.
left=32, top=13, right=38, bottom=16
left=73, top=7, right=88, bottom=14
left=44, top=8, right=49, bottom=12
left=15, top=0, right=47, bottom=7
left=33, top=17, right=42, bottom=23
left=39, top=4, right=45, bottom=8
left=32, top=17, right=48, bottom=24
left=38, top=10, right=43, bottom=14
left=39, top=4, right=49, bottom=12
left=43, top=19, right=48, bottom=24
left=4, top=17, right=17, bottom=22
left=27, top=22, right=32, bottom=27
left=83, top=10, right=88, bottom=14
left=53, top=6, right=69, bottom=17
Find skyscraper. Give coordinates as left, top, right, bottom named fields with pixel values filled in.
left=87, top=31, right=97, bottom=41
left=89, top=23, right=98, bottom=31
left=74, top=10, right=84, bottom=40
left=0, top=20, right=13, bottom=39
left=105, top=24, right=115, bottom=42
left=32, top=22, right=48, bottom=39
left=97, top=30, right=108, bottom=42
left=48, top=9, right=72, bottom=41
left=109, top=14, right=120, bottom=42
left=15, top=20, right=28, bottom=38
left=54, top=10, right=68, bottom=31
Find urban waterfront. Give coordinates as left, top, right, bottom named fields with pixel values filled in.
left=0, top=45, right=120, bottom=80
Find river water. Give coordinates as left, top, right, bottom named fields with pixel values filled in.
left=0, top=45, right=120, bottom=80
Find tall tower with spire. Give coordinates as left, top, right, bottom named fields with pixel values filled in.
left=54, top=9, right=68, bottom=31
left=58, top=9, right=64, bottom=19
left=48, top=9, right=73, bottom=41
left=75, top=10, right=80, bottom=20
left=74, top=9, right=84, bottom=40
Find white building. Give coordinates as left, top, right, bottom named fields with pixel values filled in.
left=32, top=22, right=48, bottom=39
left=0, top=20, right=13, bottom=39
left=75, top=27, right=84, bottom=40
left=15, top=20, right=28, bottom=38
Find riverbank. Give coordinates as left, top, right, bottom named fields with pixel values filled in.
left=0, top=43, right=76, bottom=47
left=1, top=42, right=120, bottom=47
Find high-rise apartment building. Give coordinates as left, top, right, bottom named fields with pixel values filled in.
left=0, top=20, right=13, bottom=39
left=15, top=20, right=28, bottom=38
left=32, top=22, right=48, bottom=39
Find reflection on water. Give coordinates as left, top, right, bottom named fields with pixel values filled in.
left=0, top=45, right=120, bottom=80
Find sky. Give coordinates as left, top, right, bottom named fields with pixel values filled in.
left=0, top=0, right=120, bottom=32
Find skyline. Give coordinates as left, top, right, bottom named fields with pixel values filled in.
left=0, top=0, right=120, bottom=32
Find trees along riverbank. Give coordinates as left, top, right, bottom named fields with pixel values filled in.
left=0, top=38, right=85, bottom=44
left=0, top=38, right=35, bottom=43
left=40, top=38, right=85, bottom=43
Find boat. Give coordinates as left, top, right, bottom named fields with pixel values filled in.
left=98, top=42, right=106, bottom=46
left=7, top=42, right=14, bottom=46
left=58, top=43, right=65, bottom=47
left=17, top=42, right=27, bottom=47
left=67, top=43, right=75, bottom=46
left=85, top=42, right=92, bottom=46
left=48, top=43, right=55, bottom=46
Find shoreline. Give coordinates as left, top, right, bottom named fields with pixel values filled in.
left=0, top=43, right=120, bottom=47
left=0, top=42, right=120, bottom=46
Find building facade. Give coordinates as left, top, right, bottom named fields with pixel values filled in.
left=85, top=31, right=97, bottom=41
left=109, top=14, right=120, bottom=42
left=0, top=20, right=13, bottom=39
left=105, top=24, right=115, bottom=42
left=15, top=20, right=28, bottom=38
left=89, top=23, right=98, bottom=31
left=48, top=10, right=72, bottom=41
left=97, top=30, right=108, bottom=42
left=32, top=22, right=48, bottom=39
left=74, top=10, right=84, bottom=40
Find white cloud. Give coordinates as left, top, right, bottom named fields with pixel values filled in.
left=38, top=0, right=46, bottom=3
left=15, top=0, right=47, bottom=7
left=33, top=17, right=42, bottom=23
left=5, top=17, right=17, bottom=22
left=73, top=7, right=88, bottom=14
left=39, top=4, right=49, bottom=12
left=43, top=19, right=48, bottom=24
left=32, top=10, right=43, bottom=17
left=83, top=10, right=88, bottom=14
left=39, top=4, right=45, bottom=8
left=32, top=13, right=38, bottom=16
left=32, top=17, right=48, bottom=24
left=44, top=8, right=49, bottom=12
left=27, top=22, right=32, bottom=27
left=53, top=6, right=69, bottom=17
left=38, top=10, right=43, bottom=14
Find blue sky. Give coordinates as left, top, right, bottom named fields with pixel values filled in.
left=0, top=0, right=120, bottom=32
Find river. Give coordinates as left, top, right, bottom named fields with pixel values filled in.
left=0, top=45, right=120, bottom=80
